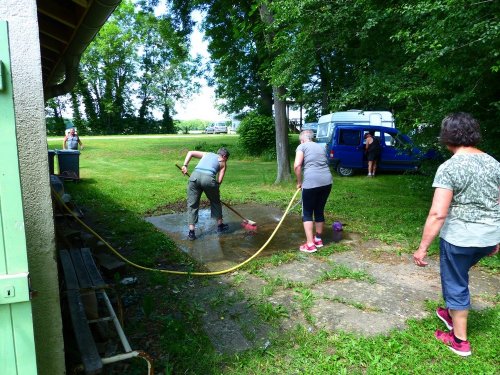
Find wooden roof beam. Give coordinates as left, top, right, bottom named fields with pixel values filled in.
left=38, top=15, right=74, bottom=44
left=37, top=0, right=82, bottom=28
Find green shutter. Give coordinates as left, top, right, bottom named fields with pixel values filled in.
left=0, top=21, right=38, bottom=375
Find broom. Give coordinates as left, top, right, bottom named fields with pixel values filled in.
left=175, top=164, right=257, bottom=230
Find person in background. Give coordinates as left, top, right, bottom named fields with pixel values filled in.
left=364, top=131, right=381, bottom=177
left=413, top=112, right=500, bottom=357
left=181, top=148, right=230, bottom=240
left=63, top=127, right=83, bottom=150
left=294, top=129, right=333, bottom=253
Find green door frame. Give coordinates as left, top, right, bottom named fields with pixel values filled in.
left=0, top=21, right=38, bottom=374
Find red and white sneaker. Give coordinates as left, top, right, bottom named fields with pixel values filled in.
left=299, top=243, right=317, bottom=253
left=314, top=236, right=323, bottom=248
left=435, top=330, right=471, bottom=357
left=436, top=307, right=453, bottom=330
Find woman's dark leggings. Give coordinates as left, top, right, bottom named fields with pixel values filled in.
left=302, top=184, right=332, bottom=222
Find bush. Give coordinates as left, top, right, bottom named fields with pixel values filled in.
left=237, top=112, right=276, bottom=156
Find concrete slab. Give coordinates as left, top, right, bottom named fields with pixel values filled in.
left=311, top=279, right=433, bottom=320
left=262, top=258, right=332, bottom=285
left=310, top=300, right=406, bottom=336
left=266, top=289, right=310, bottom=331
left=328, top=250, right=442, bottom=292
left=184, top=277, right=273, bottom=354
left=225, top=272, right=268, bottom=295
left=199, top=307, right=253, bottom=353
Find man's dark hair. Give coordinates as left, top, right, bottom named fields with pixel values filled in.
left=217, top=147, right=230, bottom=159
left=439, top=112, right=481, bottom=147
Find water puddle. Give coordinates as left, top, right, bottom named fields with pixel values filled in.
left=146, top=204, right=337, bottom=271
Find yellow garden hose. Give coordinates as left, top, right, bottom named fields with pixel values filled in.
left=52, top=187, right=301, bottom=276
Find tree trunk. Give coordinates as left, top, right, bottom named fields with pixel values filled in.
left=273, top=86, right=291, bottom=183
left=260, top=1, right=292, bottom=183
left=162, top=103, right=175, bottom=134
left=258, top=79, right=273, bottom=116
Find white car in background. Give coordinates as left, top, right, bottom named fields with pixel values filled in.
left=214, top=124, right=227, bottom=133
left=206, top=122, right=228, bottom=134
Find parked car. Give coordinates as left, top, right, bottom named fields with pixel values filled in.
left=206, top=122, right=228, bottom=134
left=326, top=125, right=434, bottom=176
left=213, top=124, right=228, bottom=133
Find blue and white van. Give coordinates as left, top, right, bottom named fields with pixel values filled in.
left=316, top=110, right=395, bottom=148
left=327, top=125, right=426, bottom=176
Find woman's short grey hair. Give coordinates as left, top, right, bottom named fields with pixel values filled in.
left=299, top=129, right=314, bottom=142
left=439, top=112, right=481, bottom=147
left=217, top=147, right=230, bottom=158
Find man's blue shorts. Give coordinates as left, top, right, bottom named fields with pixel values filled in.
left=439, top=238, right=495, bottom=310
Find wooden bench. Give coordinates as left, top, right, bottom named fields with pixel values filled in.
left=59, top=248, right=152, bottom=374
left=60, top=248, right=105, bottom=374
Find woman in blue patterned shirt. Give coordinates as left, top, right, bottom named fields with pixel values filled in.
left=413, top=112, right=500, bottom=357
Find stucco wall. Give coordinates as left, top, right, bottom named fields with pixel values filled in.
left=0, top=0, right=65, bottom=374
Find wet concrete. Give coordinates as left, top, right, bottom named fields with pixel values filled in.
left=146, top=203, right=336, bottom=270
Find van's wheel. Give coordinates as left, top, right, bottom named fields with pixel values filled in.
left=336, top=165, right=354, bottom=177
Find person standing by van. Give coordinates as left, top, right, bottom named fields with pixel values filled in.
left=365, top=132, right=381, bottom=177
left=413, top=112, right=500, bottom=356
left=294, top=130, right=333, bottom=252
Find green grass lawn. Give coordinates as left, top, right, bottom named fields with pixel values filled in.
left=48, top=134, right=499, bottom=374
